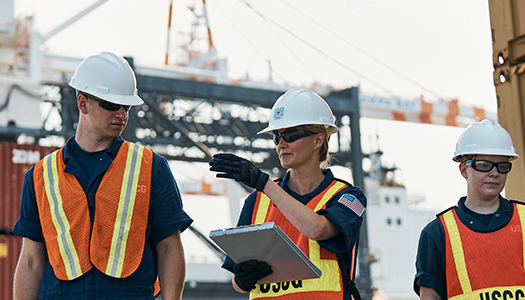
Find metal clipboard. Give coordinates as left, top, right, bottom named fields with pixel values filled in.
left=209, top=222, right=322, bottom=284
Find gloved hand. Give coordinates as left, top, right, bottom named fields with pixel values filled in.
left=209, top=153, right=270, bottom=191
left=233, top=259, right=273, bottom=292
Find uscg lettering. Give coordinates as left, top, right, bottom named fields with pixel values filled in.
left=259, top=280, right=303, bottom=293
left=478, top=289, right=525, bottom=300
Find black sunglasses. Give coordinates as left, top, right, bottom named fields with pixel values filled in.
left=463, top=159, right=512, bottom=174
left=81, top=93, right=130, bottom=112
left=272, top=129, right=316, bottom=146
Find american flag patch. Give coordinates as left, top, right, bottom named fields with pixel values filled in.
left=338, top=194, right=365, bottom=217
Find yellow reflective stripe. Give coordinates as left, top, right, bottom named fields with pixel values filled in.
left=448, top=285, right=525, bottom=300
left=43, top=152, right=82, bottom=279
left=254, top=194, right=271, bottom=225
left=517, top=205, right=525, bottom=273
left=309, top=181, right=346, bottom=268
left=307, top=239, right=341, bottom=291
left=307, top=181, right=345, bottom=291
left=107, top=143, right=144, bottom=277
left=442, top=210, right=472, bottom=294
left=256, top=181, right=345, bottom=224
left=313, top=181, right=346, bottom=212
left=250, top=181, right=347, bottom=298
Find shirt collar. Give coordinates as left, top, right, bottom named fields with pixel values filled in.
left=279, top=169, right=334, bottom=204
left=105, top=136, right=124, bottom=159
left=456, top=195, right=513, bottom=232
left=62, top=135, right=124, bottom=166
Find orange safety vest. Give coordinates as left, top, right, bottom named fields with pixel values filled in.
left=33, top=141, right=152, bottom=281
left=249, top=180, right=357, bottom=300
left=439, top=203, right=525, bottom=300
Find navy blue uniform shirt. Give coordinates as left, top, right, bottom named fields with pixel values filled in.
left=222, top=169, right=366, bottom=300
left=413, top=196, right=514, bottom=299
left=12, top=136, right=193, bottom=299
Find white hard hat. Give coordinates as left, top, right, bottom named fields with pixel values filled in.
left=69, top=52, right=143, bottom=106
left=258, top=88, right=339, bottom=135
left=453, top=119, right=519, bottom=162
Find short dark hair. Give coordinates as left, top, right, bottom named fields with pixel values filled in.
left=455, top=154, right=476, bottom=163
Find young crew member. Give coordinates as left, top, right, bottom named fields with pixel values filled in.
left=414, top=119, right=525, bottom=300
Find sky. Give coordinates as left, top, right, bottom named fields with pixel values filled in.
left=13, top=0, right=498, bottom=211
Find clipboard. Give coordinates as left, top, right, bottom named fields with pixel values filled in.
left=209, top=222, right=322, bottom=284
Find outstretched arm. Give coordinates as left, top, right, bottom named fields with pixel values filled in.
left=209, top=153, right=340, bottom=241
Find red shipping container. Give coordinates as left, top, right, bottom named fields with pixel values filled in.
left=0, top=235, right=22, bottom=300
left=0, top=142, right=56, bottom=300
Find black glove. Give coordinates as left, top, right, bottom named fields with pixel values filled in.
left=233, top=259, right=273, bottom=292
left=209, top=153, right=270, bottom=191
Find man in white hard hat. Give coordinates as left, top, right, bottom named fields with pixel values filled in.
left=12, top=52, right=193, bottom=300
left=209, top=88, right=365, bottom=300
left=414, top=119, right=525, bottom=300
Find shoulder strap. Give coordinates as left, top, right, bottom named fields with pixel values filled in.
left=436, top=205, right=457, bottom=218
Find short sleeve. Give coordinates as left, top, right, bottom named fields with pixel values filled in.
left=413, top=218, right=447, bottom=299
left=317, top=185, right=366, bottom=253
left=11, top=167, right=44, bottom=242
left=148, top=154, right=193, bottom=245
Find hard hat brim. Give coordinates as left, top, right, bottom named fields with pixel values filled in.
left=100, top=93, right=144, bottom=106
left=453, top=150, right=519, bottom=162
left=258, top=123, right=339, bottom=135
left=69, top=82, right=144, bottom=106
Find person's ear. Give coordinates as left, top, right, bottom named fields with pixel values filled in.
left=459, top=163, right=468, bottom=179
left=77, top=93, right=89, bottom=114
left=313, top=133, right=324, bottom=150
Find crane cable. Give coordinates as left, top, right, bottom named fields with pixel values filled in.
left=238, top=0, right=398, bottom=97
left=277, top=0, right=444, bottom=99
left=210, top=0, right=289, bottom=82
left=238, top=2, right=320, bottom=83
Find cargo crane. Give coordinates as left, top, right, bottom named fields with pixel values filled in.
left=0, top=1, right=500, bottom=300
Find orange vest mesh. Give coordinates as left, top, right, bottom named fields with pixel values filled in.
left=249, top=180, right=353, bottom=300
left=34, top=149, right=92, bottom=280
left=440, top=204, right=525, bottom=299
left=34, top=141, right=152, bottom=280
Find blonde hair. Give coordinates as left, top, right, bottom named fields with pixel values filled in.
left=304, top=125, right=333, bottom=168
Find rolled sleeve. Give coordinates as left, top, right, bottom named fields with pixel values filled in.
left=149, top=155, right=193, bottom=245
left=11, top=167, right=44, bottom=242
left=317, top=187, right=366, bottom=253
left=414, top=219, right=446, bottom=299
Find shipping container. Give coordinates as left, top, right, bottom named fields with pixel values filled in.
left=0, top=142, right=56, bottom=300
left=0, top=235, right=22, bottom=300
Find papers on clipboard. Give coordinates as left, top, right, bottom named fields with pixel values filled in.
left=209, top=222, right=322, bottom=284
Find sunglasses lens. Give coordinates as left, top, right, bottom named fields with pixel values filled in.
left=470, top=160, right=511, bottom=174
left=98, top=99, right=130, bottom=112
left=283, top=131, right=305, bottom=143
left=272, top=130, right=313, bottom=146
left=497, top=162, right=512, bottom=173
left=273, top=136, right=280, bottom=146
left=472, top=161, right=493, bottom=172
